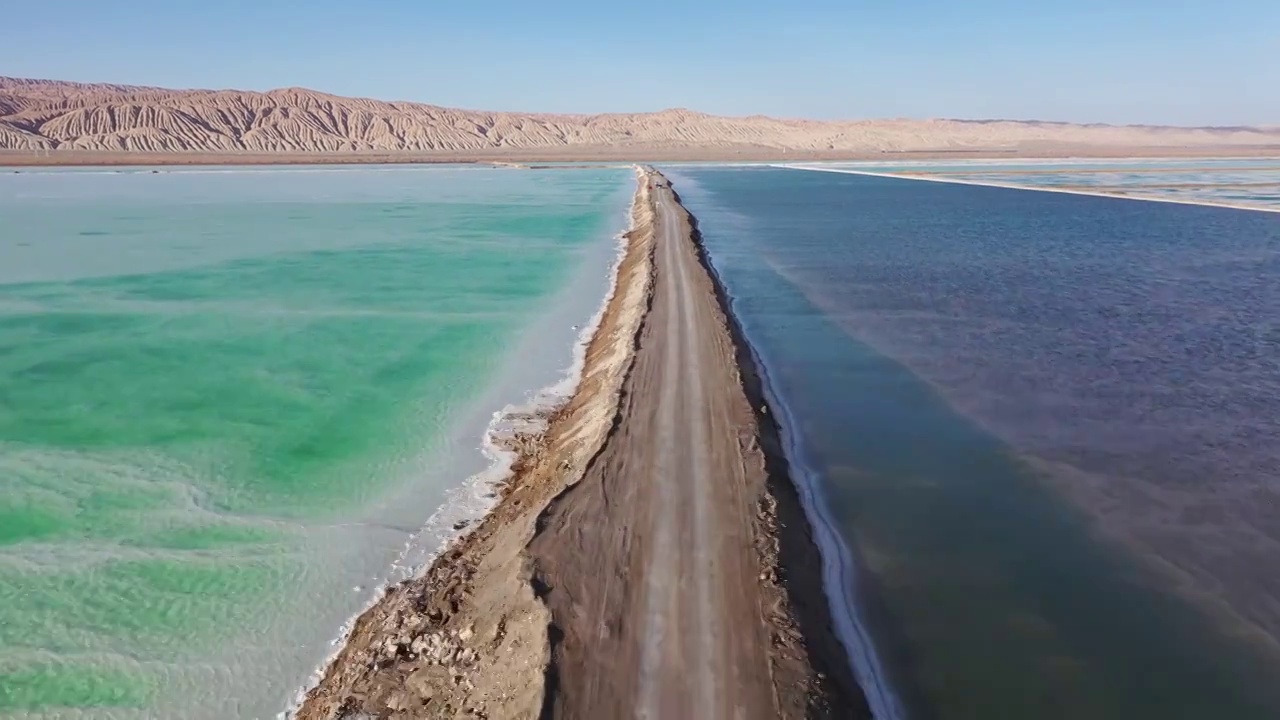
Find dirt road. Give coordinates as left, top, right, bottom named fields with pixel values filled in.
left=528, top=174, right=853, bottom=719
left=294, top=169, right=865, bottom=720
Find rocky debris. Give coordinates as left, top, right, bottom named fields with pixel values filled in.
left=377, top=627, right=480, bottom=670
left=323, top=583, right=498, bottom=717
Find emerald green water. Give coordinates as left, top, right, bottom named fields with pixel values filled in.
left=0, top=166, right=632, bottom=718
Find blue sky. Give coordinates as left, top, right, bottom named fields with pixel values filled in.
left=3, top=0, right=1276, bottom=125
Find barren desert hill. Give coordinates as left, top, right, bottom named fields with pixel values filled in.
left=2, top=76, right=1278, bottom=154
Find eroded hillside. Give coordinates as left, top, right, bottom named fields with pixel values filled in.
left=2, top=77, right=1277, bottom=154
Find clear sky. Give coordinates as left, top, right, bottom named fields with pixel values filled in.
left=4, top=0, right=1277, bottom=125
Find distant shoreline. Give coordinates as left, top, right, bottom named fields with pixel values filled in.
left=8, top=76, right=1279, bottom=166
left=4, top=145, right=1280, bottom=167
left=785, top=165, right=1280, bottom=214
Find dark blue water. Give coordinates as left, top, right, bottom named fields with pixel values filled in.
left=666, top=167, right=1280, bottom=720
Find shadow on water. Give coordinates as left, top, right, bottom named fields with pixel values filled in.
left=671, top=167, right=1280, bottom=720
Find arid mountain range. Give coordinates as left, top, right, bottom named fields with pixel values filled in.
left=2, top=76, right=1278, bottom=155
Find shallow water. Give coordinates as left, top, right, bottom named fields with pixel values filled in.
left=668, top=166, right=1280, bottom=719
left=0, top=166, right=632, bottom=718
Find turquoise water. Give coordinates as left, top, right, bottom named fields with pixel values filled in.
left=0, top=166, right=631, bottom=718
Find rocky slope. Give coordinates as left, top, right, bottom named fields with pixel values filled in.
left=2, top=76, right=1277, bottom=154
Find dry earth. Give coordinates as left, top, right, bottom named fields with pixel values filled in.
left=3, top=76, right=1279, bottom=157
left=526, top=174, right=862, bottom=720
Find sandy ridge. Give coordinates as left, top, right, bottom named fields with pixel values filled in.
left=3, top=76, right=1280, bottom=155
left=527, top=173, right=868, bottom=720
left=293, top=169, right=659, bottom=719
left=293, top=169, right=655, bottom=717
left=292, top=169, right=868, bottom=719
